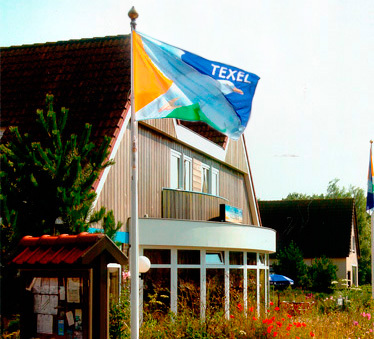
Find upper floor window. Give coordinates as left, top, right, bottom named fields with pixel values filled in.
left=201, top=163, right=210, bottom=193
left=201, top=163, right=219, bottom=196
left=170, top=150, right=181, bottom=189
left=352, top=234, right=356, bottom=253
left=170, top=150, right=192, bottom=191
left=211, top=168, right=219, bottom=196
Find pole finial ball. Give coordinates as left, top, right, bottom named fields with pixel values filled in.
left=128, top=6, right=139, bottom=20
left=371, top=140, right=373, bottom=144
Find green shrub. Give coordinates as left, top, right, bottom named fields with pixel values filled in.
left=308, top=256, right=337, bottom=293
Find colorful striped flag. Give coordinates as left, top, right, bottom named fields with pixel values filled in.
left=133, top=31, right=260, bottom=140
left=367, top=142, right=374, bottom=211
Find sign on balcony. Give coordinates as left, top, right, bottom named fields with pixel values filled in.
left=220, top=204, right=243, bottom=224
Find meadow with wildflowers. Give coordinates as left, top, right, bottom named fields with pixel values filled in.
left=107, top=275, right=374, bottom=339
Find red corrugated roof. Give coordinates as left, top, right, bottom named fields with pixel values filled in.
left=11, top=232, right=105, bottom=266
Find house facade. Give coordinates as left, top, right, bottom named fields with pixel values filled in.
left=259, top=199, right=360, bottom=286
left=1, top=35, right=276, bottom=317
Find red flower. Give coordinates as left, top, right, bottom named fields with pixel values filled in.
left=230, top=315, right=234, bottom=319
left=287, top=314, right=292, bottom=318
left=267, top=325, right=274, bottom=334
left=302, top=322, right=307, bottom=327
left=273, top=332, right=278, bottom=337
left=310, top=332, right=315, bottom=337
left=249, top=306, right=254, bottom=312
left=276, top=321, right=283, bottom=327
left=270, top=301, right=274, bottom=306
left=236, top=303, right=244, bottom=312
left=274, top=307, right=280, bottom=311
left=253, top=317, right=257, bottom=321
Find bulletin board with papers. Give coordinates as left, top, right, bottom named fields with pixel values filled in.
left=22, top=270, right=90, bottom=339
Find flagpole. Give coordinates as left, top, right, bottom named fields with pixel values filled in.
left=370, top=140, right=374, bottom=299
left=129, top=6, right=140, bottom=339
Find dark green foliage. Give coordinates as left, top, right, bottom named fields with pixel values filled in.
left=0, top=95, right=122, bottom=318
left=272, top=241, right=310, bottom=288
left=308, top=256, right=338, bottom=293
left=285, top=179, right=371, bottom=285
left=90, top=207, right=123, bottom=246
left=0, top=94, right=114, bottom=247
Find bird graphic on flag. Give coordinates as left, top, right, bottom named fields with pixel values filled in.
left=132, top=31, right=259, bottom=140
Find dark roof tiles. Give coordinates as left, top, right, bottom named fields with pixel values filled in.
left=1, top=36, right=131, bottom=147
left=258, top=199, right=357, bottom=258
left=1, top=35, right=227, bottom=148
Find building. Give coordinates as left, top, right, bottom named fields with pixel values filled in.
left=1, top=35, right=276, bottom=317
left=259, top=199, right=360, bottom=286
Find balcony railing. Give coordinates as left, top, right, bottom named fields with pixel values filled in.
left=162, top=188, right=228, bottom=221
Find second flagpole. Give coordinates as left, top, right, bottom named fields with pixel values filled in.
left=129, top=6, right=140, bottom=339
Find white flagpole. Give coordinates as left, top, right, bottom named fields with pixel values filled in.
left=129, top=7, right=140, bottom=339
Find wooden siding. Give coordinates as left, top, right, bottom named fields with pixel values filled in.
left=225, top=138, right=248, bottom=173
left=162, top=189, right=228, bottom=220
left=94, top=124, right=254, bottom=231
left=192, top=159, right=202, bottom=192
left=141, top=119, right=177, bottom=138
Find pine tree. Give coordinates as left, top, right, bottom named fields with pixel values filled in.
left=0, top=94, right=115, bottom=251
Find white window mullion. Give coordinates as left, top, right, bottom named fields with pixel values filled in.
left=200, top=249, right=206, bottom=319
left=243, top=252, right=248, bottom=315
left=224, top=250, right=230, bottom=319
left=212, top=167, right=219, bottom=196
left=171, top=249, right=178, bottom=314
left=256, top=253, right=260, bottom=315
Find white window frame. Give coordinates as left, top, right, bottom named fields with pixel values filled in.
left=170, top=150, right=182, bottom=189
left=211, top=167, right=219, bottom=196
left=182, top=155, right=192, bottom=191
left=140, top=247, right=270, bottom=319
left=201, top=163, right=211, bottom=194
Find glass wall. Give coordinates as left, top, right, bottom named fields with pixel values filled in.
left=141, top=248, right=270, bottom=318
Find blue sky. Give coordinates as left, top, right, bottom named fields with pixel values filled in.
left=1, top=0, right=373, bottom=200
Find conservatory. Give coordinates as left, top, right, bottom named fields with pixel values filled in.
left=139, top=218, right=276, bottom=318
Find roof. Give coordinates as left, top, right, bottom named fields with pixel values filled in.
left=11, top=232, right=127, bottom=267
left=1, top=35, right=227, bottom=147
left=258, top=199, right=358, bottom=258
left=1, top=36, right=131, bottom=147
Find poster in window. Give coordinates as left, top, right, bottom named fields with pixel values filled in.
left=37, top=314, right=53, bottom=334
left=32, top=277, right=42, bottom=294
left=49, top=277, right=58, bottom=294
left=41, top=277, right=50, bottom=294
left=67, top=278, right=80, bottom=303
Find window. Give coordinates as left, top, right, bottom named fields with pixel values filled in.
left=183, top=156, right=192, bottom=191
left=206, top=251, right=224, bottom=265
left=201, top=163, right=210, bottom=193
left=211, top=167, right=219, bottom=196
left=170, top=150, right=181, bottom=189
left=352, top=266, right=357, bottom=286
left=170, top=151, right=192, bottom=191
left=352, top=234, right=356, bottom=253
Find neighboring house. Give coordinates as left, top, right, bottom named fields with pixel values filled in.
left=258, top=199, right=360, bottom=286
left=1, top=35, right=276, bottom=317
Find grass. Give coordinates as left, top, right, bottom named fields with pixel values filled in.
left=2, top=281, right=374, bottom=338
left=110, top=280, right=374, bottom=338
